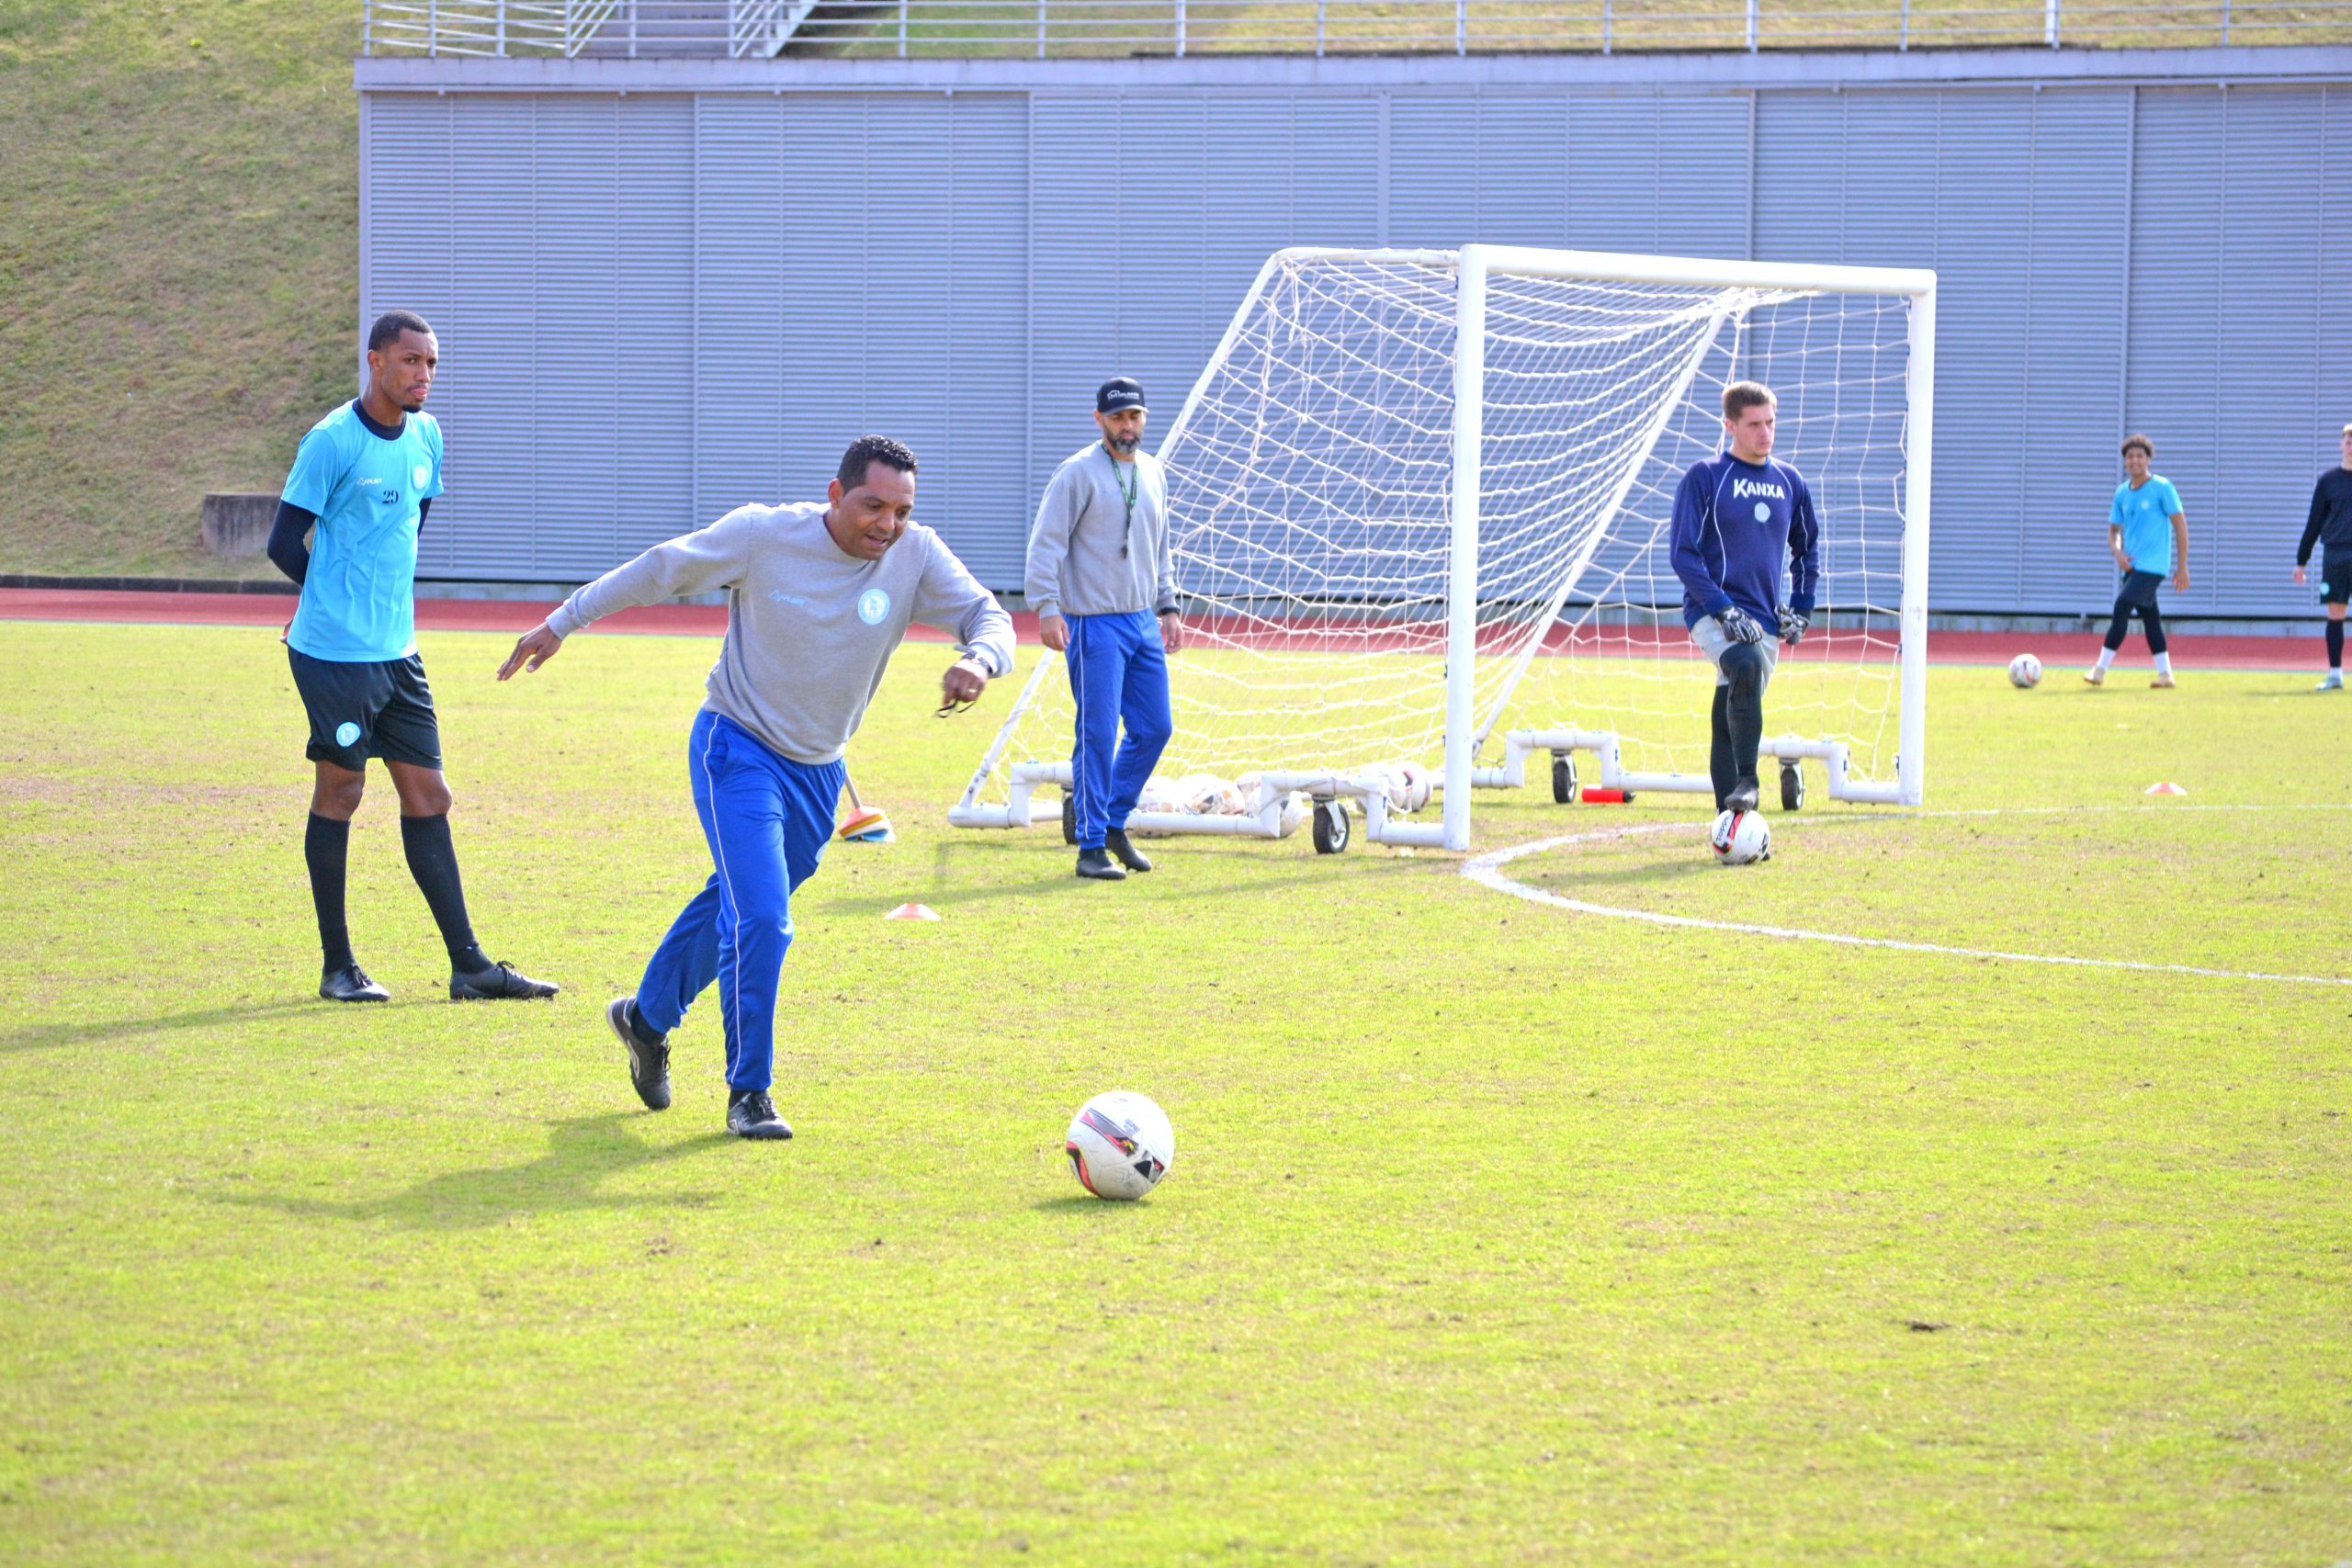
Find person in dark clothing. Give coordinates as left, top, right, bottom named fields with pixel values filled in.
left=2291, top=423, right=2352, bottom=692
left=1668, top=380, right=1822, bottom=814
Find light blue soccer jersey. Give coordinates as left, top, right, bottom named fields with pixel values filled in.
left=282, top=401, right=444, bottom=662
left=2109, top=474, right=2182, bottom=578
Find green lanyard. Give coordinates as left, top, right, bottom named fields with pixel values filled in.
left=1106, top=446, right=1138, bottom=558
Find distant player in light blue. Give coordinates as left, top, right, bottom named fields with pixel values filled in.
left=1668, top=379, right=1822, bottom=814
left=2086, top=433, right=2189, bottom=688
left=267, top=310, right=556, bottom=1005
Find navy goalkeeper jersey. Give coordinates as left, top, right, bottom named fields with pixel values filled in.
left=1669, top=450, right=1821, bottom=634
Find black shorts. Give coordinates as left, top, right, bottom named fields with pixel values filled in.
left=288, top=648, right=443, bottom=773
left=2321, top=553, right=2352, bottom=606
left=2116, top=568, right=2166, bottom=608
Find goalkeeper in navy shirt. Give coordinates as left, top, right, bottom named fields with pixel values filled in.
left=1668, top=380, right=1822, bottom=814
left=268, top=310, right=556, bottom=1006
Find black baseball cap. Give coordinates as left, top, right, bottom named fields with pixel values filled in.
left=1096, top=377, right=1148, bottom=413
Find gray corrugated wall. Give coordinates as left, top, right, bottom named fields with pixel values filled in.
left=360, top=81, right=2352, bottom=616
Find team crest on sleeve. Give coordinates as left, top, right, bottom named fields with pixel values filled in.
left=413, top=464, right=430, bottom=489
left=857, top=589, right=891, bottom=626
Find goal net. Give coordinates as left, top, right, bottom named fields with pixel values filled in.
left=951, top=244, right=1934, bottom=852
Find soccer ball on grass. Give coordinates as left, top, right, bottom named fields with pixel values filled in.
left=2007, top=652, right=2042, bottom=688
left=1710, top=808, right=1771, bottom=866
left=1064, top=1090, right=1175, bottom=1201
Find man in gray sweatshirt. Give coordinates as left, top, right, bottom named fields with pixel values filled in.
left=496, top=435, right=1014, bottom=1141
left=1025, top=377, right=1184, bottom=882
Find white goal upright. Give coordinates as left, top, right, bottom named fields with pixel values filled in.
left=951, top=243, right=1936, bottom=853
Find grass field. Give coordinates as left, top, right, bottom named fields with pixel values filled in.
left=3, top=617, right=2347, bottom=1563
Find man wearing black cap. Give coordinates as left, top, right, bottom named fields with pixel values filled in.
left=1025, top=378, right=1184, bottom=881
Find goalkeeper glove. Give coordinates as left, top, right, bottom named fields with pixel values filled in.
left=1777, top=605, right=1810, bottom=648
left=1715, top=604, right=1765, bottom=646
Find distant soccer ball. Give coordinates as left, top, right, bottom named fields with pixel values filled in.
left=1710, top=808, right=1770, bottom=866
left=1064, top=1090, right=1175, bottom=1201
left=2007, top=653, right=2042, bottom=689
left=1393, top=760, right=1433, bottom=814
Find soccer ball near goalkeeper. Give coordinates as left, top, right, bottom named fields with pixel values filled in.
left=1711, top=809, right=1771, bottom=866
left=1064, top=1090, right=1175, bottom=1201
left=2008, top=653, right=2043, bottom=688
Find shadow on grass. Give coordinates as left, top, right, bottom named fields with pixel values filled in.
left=0, top=998, right=322, bottom=1055
left=213, top=1112, right=734, bottom=1230
left=815, top=835, right=1427, bottom=917
left=1029, top=1194, right=1159, bottom=1214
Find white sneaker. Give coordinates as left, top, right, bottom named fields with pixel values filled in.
left=2319, top=672, right=2345, bottom=692
left=2082, top=668, right=2105, bottom=687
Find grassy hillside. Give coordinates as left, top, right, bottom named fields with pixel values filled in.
left=0, top=0, right=357, bottom=578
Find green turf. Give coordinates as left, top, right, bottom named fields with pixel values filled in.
left=2, top=618, right=2346, bottom=1562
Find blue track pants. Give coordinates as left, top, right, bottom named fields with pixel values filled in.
left=1065, top=610, right=1173, bottom=850
left=633, top=709, right=842, bottom=1093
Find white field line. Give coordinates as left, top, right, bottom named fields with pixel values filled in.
left=1462, top=804, right=2352, bottom=987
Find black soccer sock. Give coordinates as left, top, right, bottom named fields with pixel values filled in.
left=400, top=813, right=487, bottom=973
left=2104, top=596, right=2133, bottom=652
left=2142, top=602, right=2167, bottom=656
left=1709, top=686, right=1736, bottom=809
left=1722, top=644, right=1766, bottom=784
left=2328, top=619, right=2344, bottom=670
left=305, top=813, right=355, bottom=973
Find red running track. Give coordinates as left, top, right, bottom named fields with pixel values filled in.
left=0, top=588, right=2324, bottom=669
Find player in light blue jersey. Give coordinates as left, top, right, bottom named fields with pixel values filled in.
left=2086, top=432, right=2189, bottom=688
left=267, top=310, right=555, bottom=1005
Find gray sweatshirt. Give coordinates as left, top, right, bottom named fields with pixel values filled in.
left=1023, top=442, right=1177, bottom=621
left=546, top=501, right=1015, bottom=765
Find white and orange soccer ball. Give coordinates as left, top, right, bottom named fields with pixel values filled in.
left=1710, top=808, right=1771, bottom=866
left=1064, top=1090, right=1175, bottom=1201
left=2007, top=652, right=2043, bottom=688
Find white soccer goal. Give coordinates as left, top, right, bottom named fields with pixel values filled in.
left=950, top=243, right=1936, bottom=853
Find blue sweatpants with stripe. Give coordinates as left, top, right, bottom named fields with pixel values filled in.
left=633, top=709, right=842, bottom=1094
left=1065, top=610, right=1173, bottom=851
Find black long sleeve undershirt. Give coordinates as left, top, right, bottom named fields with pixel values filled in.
left=267, top=495, right=429, bottom=587
left=2297, top=468, right=2352, bottom=566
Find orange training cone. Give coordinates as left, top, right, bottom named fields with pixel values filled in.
left=885, top=902, right=941, bottom=921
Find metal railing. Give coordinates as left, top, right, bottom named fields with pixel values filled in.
left=359, top=0, right=2352, bottom=56
left=364, top=0, right=808, bottom=55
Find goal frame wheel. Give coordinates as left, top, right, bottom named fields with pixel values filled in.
left=1061, top=793, right=1078, bottom=845
left=1311, top=798, right=1351, bottom=855
left=1551, top=752, right=1579, bottom=805
left=1780, top=761, right=1805, bottom=812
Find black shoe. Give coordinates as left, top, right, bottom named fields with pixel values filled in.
left=1104, top=827, right=1153, bottom=874
left=606, top=996, right=671, bottom=1111
left=1724, top=777, right=1760, bottom=813
left=449, top=960, right=560, bottom=1001
left=727, top=1090, right=793, bottom=1141
left=1075, top=848, right=1126, bottom=881
left=320, top=964, right=390, bottom=1004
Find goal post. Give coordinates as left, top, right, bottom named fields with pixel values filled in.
left=950, top=243, right=1937, bottom=852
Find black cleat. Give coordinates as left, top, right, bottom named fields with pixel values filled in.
left=320, top=964, right=390, bottom=1004
left=450, top=960, right=560, bottom=1001
left=1103, top=827, right=1153, bottom=874
left=1724, top=776, right=1760, bottom=814
left=1075, top=848, right=1126, bottom=881
left=727, top=1090, right=793, bottom=1141
left=606, top=996, right=671, bottom=1111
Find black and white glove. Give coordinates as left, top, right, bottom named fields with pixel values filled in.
left=1778, top=604, right=1810, bottom=648
left=1715, top=604, right=1766, bottom=646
